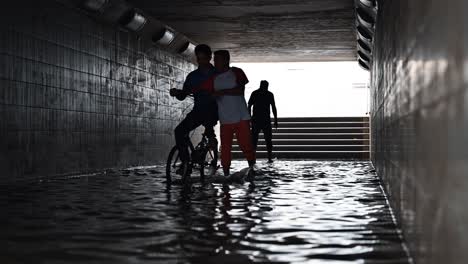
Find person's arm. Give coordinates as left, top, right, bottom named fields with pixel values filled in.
left=170, top=73, right=193, bottom=100
left=170, top=88, right=189, bottom=100
left=213, top=85, right=244, bottom=96
left=271, top=93, right=278, bottom=128
left=248, top=92, right=255, bottom=116
left=191, top=76, right=215, bottom=94
left=214, top=67, right=248, bottom=97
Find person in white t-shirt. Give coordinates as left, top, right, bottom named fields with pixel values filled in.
left=192, top=50, right=256, bottom=176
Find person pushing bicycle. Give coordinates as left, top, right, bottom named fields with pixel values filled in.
left=169, top=44, right=219, bottom=174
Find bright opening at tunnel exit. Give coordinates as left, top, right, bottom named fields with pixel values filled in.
left=233, top=61, right=370, bottom=117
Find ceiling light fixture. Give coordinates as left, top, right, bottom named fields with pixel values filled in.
left=82, top=0, right=108, bottom=12
left=359, top=0, right=376, bottom=9
left=120, top=10, right=147, bottom=32
left=358, top=39, right=372, bottom=54
left=358, top=59, right=370, bottom=71
left=179, top=42, right=196, bottom=57
left=358, top=51, right=371, bottom=62
left=356, top=7, right=375, bottom=29
left=153, top=28, right=175, bottom=46
left=357, top=26, right=373, bottom=44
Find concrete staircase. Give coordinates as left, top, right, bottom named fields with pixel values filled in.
left=232, top=117, right=370, bottom=160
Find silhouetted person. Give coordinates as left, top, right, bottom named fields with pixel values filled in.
left=248, top=80, right=278, bottom=163
left=193, top=50, right=256, bottom=176
left=170, top=44, right=218, bottom=171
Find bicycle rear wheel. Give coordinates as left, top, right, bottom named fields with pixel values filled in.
left=166, top=146, right=189, bottom=185
left=199, top=149, right=218, bottom=182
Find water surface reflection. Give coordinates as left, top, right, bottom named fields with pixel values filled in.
left=1, top=160, right=409, bottom=263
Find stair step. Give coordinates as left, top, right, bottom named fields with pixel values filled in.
left=232, top=145, right=370, bottom=151
left=256, top=133, right=369, bottom=139
left=278, top=122, right=369, bottom=128
left=231, top=116, right=370, bottom=160
left=276, top=117, right=369, bottom=122
left=274, top=128, right=369, bottom=133
left=232, top=151, right=369, bottom=159
left=235, top=139, right=369, bottom=145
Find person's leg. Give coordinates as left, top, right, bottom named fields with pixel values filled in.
left=251, top=121, right=261, bottom=150
left=264, top=122, right=273, bottom=162
left=203, top=124, right=219, bottom=167
left=220, top=123, right=234, bottom=176
left=236, top=120, right=256, bottom=167
left=202, top=106, right=219, bottom=164
left=202, top=102, right=219, bottom=140
left=174, top=111, right=203, bottom=162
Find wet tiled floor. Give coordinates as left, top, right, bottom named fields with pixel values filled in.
left=1, top=160, right=409, bottom=263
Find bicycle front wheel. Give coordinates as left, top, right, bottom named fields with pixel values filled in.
left=199, top=148, right=218, bottom=182
left=166, top=146, right=189, bottom=185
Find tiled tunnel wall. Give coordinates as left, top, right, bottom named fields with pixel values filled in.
left=0, top=0, right=197, bottom=183
left=371, top=0, right=468, bottom=263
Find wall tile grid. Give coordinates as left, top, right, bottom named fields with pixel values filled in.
left=370, top=1, right=468, bottom=263
left=0, top=0, right=197, bottom=182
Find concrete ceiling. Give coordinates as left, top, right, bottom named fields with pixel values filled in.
left=128, top=0, right=357, bottom=62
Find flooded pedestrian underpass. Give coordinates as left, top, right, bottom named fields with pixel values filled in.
left=1, top=160, right=410, bottom=264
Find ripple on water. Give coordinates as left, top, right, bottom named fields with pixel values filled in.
left=0, top=160, right=409, bottom=264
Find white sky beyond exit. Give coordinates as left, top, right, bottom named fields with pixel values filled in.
left=232, top=62, right=370, bottom=117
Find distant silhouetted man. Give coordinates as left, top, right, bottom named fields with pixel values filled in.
left=248, top=80, right=278, bottom=163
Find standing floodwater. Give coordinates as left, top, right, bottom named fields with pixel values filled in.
left=0, top=161, right=409, bottom=263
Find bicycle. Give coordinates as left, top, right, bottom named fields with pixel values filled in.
left=166, top=133, right=218, bottom=185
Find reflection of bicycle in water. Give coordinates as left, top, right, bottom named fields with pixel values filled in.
left=166, top=92, right=219, bottom=185
left=166, top=132, right=218, bottom=185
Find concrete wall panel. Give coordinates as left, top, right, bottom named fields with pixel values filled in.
left=0, top=0, right=197, bottom=182
left=370, top=0, right=468, bottom=263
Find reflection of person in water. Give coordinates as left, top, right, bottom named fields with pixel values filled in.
left=248, top=80, right=278, bottom=163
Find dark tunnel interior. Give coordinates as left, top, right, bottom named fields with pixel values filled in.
left=1, top=0, right=468, bottom=263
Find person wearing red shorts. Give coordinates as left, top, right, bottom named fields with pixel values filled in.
left=193, top=50, right=256, bottom=176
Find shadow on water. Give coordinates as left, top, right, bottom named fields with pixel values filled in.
left=0, top=161, right=409, bottom=264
